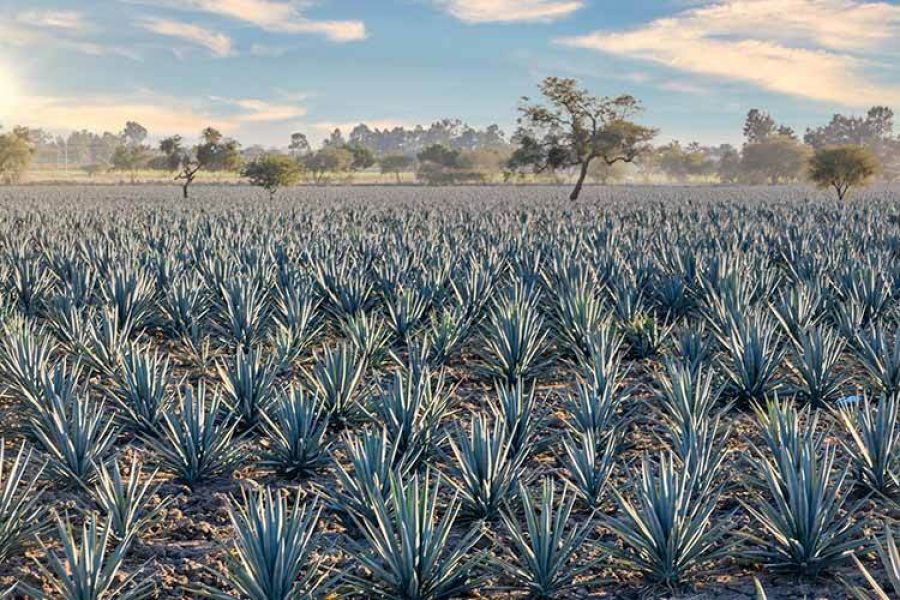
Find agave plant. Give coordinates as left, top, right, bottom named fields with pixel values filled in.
left=329, top=428, right=413, bottom=528
left=20, top=512, right=149, bottom=600
left=718, top=312, right=784, bottom=403
left=424, top=305, right=472, bottom=367
left=0, top=439, right=47, bottom=563
left=141, top=382, right=242, bottom=489
left=110, top=345, right=170, bottom=433
left=494, top=478, right=597, bottom=598
left=446, top=413, right=528, bottom=520
left=369, top=364, right=451, bottom=467
left=26, top=392, right=117, bottom=487
left=306, top=343, right=366, bottom=427
left=603, top=453, right=732, bottom=588
left=786, top=325, right=847, bottom=407
left=560, top=429, right=617, bottom=508
left=489, top=381, right=539, bottom=457
left=260, top=387, right=331, bottom=478
left=0, top=321, right=56, bottom=403
left=743, top=439, right=865, bottom=576
left=91, top=457, right=167, bottom=540
left=564, top=377, right=624, bottom=442
left=837, top=394, right=900, bottom=496
left=855, top=327, right=900, bottom=396
left=344, top=471, right=484, bottom=600
left=217, top=345, right=278, bottom=428
left=847, top=522, right=900, bottom=600
left=477, top=285, right=549, bottom=386
left=340, top=311, right=391, bottom=367
left=216, top=277, right=271, bottom=349
left=197, top=486, right=324, bottom=600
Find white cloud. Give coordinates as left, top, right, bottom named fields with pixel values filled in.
left=438, top=0, right=583, bottom=23
left=16, top=10, right=88, bottom=31
left=140, top=17, right=234, bottom=57
left=134, top=0, right=367, bottom=42
left=12, top=92, right=308, bottom=139
left=559, top=0, right=900, bottom=107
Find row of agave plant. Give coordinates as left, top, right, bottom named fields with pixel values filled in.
left=1, top=185, right=900, bottom=598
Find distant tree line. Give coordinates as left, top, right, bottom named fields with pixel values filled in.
left=2, top=76, right=898, bottom=199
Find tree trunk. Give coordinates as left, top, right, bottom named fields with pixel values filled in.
left=182, top=183, right=189, bottom=199
left=570, top=160, right=591, bottom=201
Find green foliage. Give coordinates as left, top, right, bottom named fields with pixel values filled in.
left=260, top=388, right=331, bottom=478
left=242, top=154, right=302, bottom=198
left=0, top=126, right=33, bottom=184
left=838, top=394, right=900, bottom=496
left=91, top=457, right=166, bottom=540
left=0, top=439, right=47, bottom=563
left=809, top=145, right=880, bottom=200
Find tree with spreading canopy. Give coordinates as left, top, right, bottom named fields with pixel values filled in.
left=809, top=145, right=880, bottom=201
left=510, top=77, right=657, bottom=200
left=303, top=146, right=354, bottom=185
left=380, top=154, right=413, bottom=183
left=242, top=154, right=302, bottom=199
left=160, top=128, right=242, bottom=198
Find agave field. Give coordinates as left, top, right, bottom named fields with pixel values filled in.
left=2, top=184, right=900, bottom=599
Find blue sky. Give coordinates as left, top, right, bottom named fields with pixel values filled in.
left=1, top=0, right=898, bottom=148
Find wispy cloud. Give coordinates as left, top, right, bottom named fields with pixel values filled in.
left=437, top=0, right=583, bottom=23
left=16, top=9, right=88, bottom=31
left=132, top=0, right=367, bottom=42
left=140, top=17, right=234, bottom=57
left=559, top=0, right=900, bottom=107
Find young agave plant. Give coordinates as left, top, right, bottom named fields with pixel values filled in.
left=604, top=453, right=732, bottom=588
left=370, top=364, right=451, bottom=467
left=718, top=312, right=784, bottom=403
left=494, top=478, right=597, bottom=599
left=345, top=471, right=484, bottom=600
left=80, top=307, right=132, bottom=380
left=854, top=327, right=900, bottom=396
left=424, top=305, right=472, bottom=368
left=141, top=382, right=242, bottom=489
left=270, top=283, right=321, bottom=368
left=564, top=377, right=624, bottom=443
left=91, top=457, right=167, bottom=541
left=837, top=394, right=900, bottom=496
left=197, top=487, right=324, bottom=600
left=560, top=429, right=617, bottom=508
left=385, top=285, right=431, bottom=342
left=0, top=320, right=56, bottom=404
left=753, top=396, right=823, bottom=471
left=20, top=513, right=149, bottom=600
left=743, top=440, right=865, bottom=576
left=847, top=522, right=900, bottom=600
left=786, top=325, right=847, bottom=407
left=110, top=345, right=170, bottom=433
left=340, top=311, right=391, bottom=367
left=489, top=381, right=539, bottom=457
left=260, top=387, right=331, bottom=478
left=477, top=286, right=549, bottom=386
left=446, top=413, right=528, bottom=521
left=329, top=428, right=412, bottom=528
left=215, top=277, right=271, bottom=349
left=217, top=345, right=278, bottom=428
left=27, top=392, right=117, bottom=487
left=0, top=439, right=47, bottom=563
left=306, top=343, right=367, bottom=427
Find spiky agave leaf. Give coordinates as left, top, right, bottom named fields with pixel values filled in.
left=110, top=344, right=170, bottom=433
left=20, top=513, right=150, bottom=600
left=306, top=342, right=366, bottom=427
left=0, top=439, right=47, bottom=563
left=846, top=522, right=900, bottom=600
left=603, top=452, right=733, bottom=588
left=477, top=284, right=549, bottom=386
left=489, top=380, right=539, bottom=457
left=786, top=325, right=848, bottom=407
left=494, top=478, right=597, bottom=598
left=718, top=312, right=784, bottom=403
left=854, top=327, right=900, bottom=396
left=196, top=486, right=325, bottom=600
left=345, top=471, right=484, bottom=600
left=260, top=387, right=331, bottom=478
left=838, top=394, right=900, bottom=496
left=141, top=382, right=242, bottom=489
left=446, top=412, right=528, bottom=520
left=560, top=429, right=617, bottom=508
left=91, top=456, right=167, bottom=540
left=217, top=345, right=278, bottom=428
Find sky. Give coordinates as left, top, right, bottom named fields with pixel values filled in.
left=0, top=0, right=898, bottom=148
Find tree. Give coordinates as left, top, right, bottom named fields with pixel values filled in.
left=741, top=135, right=811, bottom=184
left=122, top=121, right=148, bottom=147
left=0, top=126, right=34, bottom=184
left=805, top=107, right=894, bottom=148
left=743, top=109, right=776, bottom=144
left=809, top=145, right=880, bottom=201
left=655, top=141, right=710, bottom=182
left=380, top=154, right=413, bottom=183
left=343, top=143, right=376, bottom=171
left=512, top=77, right=657, bottom=200
left=303, top=147, right=353, bottom=185
left=322, top=128, right=346, bottom=148
left=587, top=158, right=628, bottom=185
left=289, top=132, right=310, bottom=157
left=242, top=154, right=301, bottom=199
left=715, top=144, right=742, bottom=183
left=111, top=121, right=151, bottom=184
left=160, top=128, right=242, bottom=199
